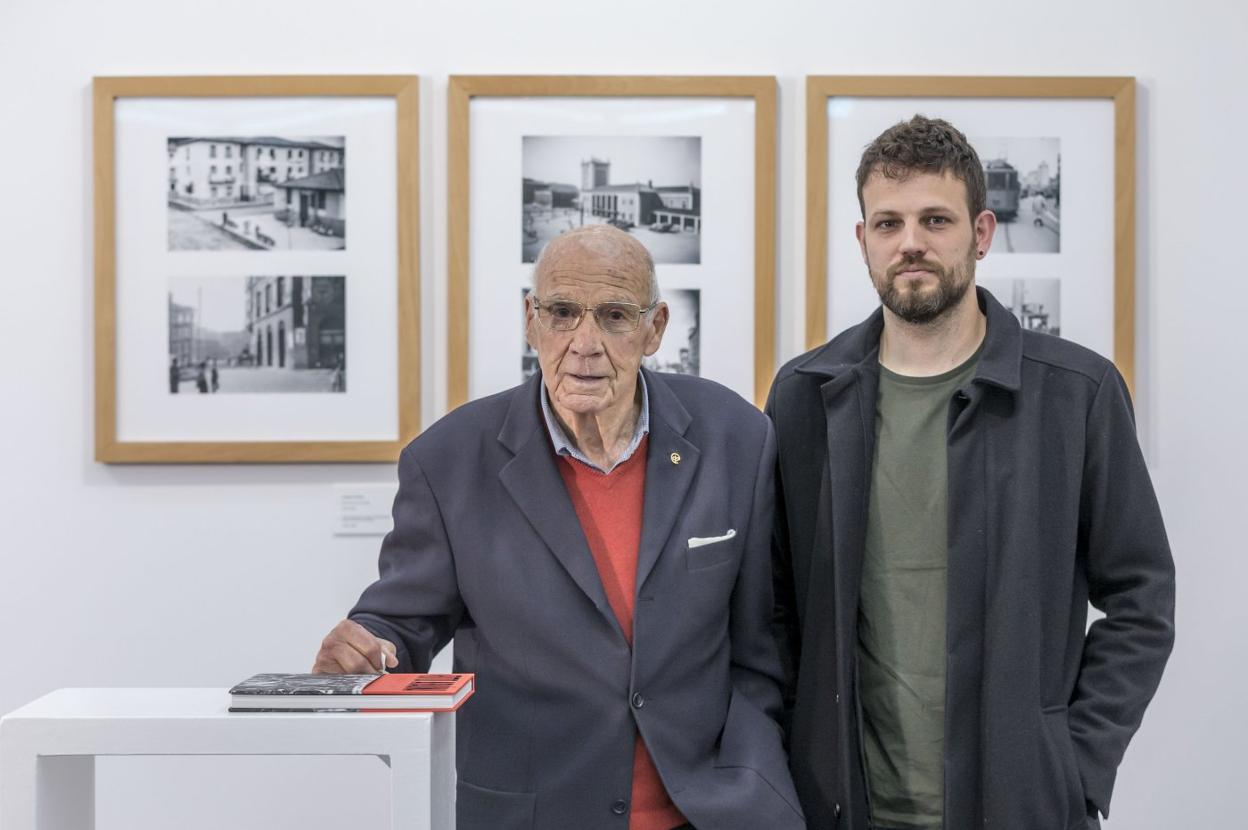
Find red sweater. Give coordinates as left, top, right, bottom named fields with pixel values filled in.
left=557, top=437, right=687, bottom=830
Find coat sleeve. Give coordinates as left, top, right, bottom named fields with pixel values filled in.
left=348, top=446, right=467, bottom=673
left=1070, top=364, right=1176, bottom=818
left=726, top=418, right=788, bottom=725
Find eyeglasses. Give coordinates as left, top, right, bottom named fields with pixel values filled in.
left=531, top=297, right=659, bottom=333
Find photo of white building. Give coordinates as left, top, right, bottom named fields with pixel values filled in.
left=167, top=136, right=345, bottom=251
left=522, top=136, right=701, bottom=264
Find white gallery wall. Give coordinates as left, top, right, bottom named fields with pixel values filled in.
left=1, top=0, right=1243, bottom=825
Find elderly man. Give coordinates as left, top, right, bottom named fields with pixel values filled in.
left=314, top=226, right=804, bottom=830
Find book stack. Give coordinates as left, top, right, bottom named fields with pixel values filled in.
left=228, top=672, right=474, bottom=712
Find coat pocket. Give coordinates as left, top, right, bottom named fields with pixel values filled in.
left=686, top=529, right=738, bottom=571
left=456, top=778, right=536, bottom=830
left=713, top=692, right=803, bottom=819
left=1040, top=705, right=1087, bottom=827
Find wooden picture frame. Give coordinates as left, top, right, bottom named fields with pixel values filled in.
left=94, top=75, right=420, bottom=462
left=448, top=75, right=776, bottom=408
left=806, top=76, right=1136, bottom=391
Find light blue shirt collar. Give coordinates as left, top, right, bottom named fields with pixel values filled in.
left=540, top=373, right=650, bottom=474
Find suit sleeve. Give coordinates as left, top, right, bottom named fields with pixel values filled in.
left=1070, top=364, right=1176, bottom=818
left=348, top=446, right=467, bottom=673
left=726, top=418, right=787, bottom=724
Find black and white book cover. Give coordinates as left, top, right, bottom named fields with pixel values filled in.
left=229, top=673, right=377, bottom=697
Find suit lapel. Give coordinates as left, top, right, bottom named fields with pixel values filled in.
left=635, top=372, right=699, bottom=592
left=497, top=377, right=624, bottom=640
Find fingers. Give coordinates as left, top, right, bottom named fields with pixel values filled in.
left=379, top=638, right=398, bottom=670
left=312, top=644, right=368, bottom=674
left=312, top=620, right=394, bottom=674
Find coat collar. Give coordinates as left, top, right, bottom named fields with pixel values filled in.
left=633, top=369, right=698, bottom=590
left=793, top=286, right=1023, bottom=393
left=497, top=369, right=691, bottom=453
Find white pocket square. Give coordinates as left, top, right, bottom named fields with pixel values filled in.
left=687, top=529, right=736, bottom=549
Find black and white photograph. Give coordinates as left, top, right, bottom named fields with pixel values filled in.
left=521, top=289, right=540, bottom=380
left=971, top=137, right=1060, bottom=253
left=521, top=338, right=539, bottom=381
left=168, top=136, right=346, bottom=251
left=522, top=136, right=701, bottom=264
left=980, top=278, right=1061, bottom=337
left=643, top=289, right=700, bottom=376
left=167, top=275, right=347, bottom=393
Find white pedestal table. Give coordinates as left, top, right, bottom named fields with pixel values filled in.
left=0, top=688, right=454, bottom=829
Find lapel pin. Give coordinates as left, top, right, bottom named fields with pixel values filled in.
left=670, top=452, right=681, bottom=465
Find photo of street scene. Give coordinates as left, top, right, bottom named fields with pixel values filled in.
left=643, top=289, right=700, bottom=376
left=522, top=136, right=701, bottom=264
left=519, top=288, right=700, bottom=380
left=522, top=288, right=540, bottom=381
left=168, top=136, right=345, bottom=251
left=521, top=336, right=539, bottom=382
left=980, top=278, right=1061, bottom=337
left=167, top=275, right=347, bottom=393
left=971, top=137, right=1060, bottom=253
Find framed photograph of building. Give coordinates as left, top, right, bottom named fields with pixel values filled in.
left=448, top=76, right=776, bottom=407
left=94, top=75, right=420, bottom=463
left=806, top=76, right=1137, bottom=390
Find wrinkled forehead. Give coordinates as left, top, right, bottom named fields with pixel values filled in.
left=535, top=244, right=650, bottom=299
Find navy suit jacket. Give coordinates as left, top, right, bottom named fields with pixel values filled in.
left=350, top=370, right=805, bottom=829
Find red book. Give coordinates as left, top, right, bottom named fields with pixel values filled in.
left=228, top=673, right=474, bottom=712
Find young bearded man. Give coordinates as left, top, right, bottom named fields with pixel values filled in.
left=768, top=116, right=1174, bottom=830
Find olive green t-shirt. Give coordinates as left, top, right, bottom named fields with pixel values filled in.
left=858, top=346, right=981, bottom=829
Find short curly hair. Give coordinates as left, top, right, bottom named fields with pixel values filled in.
left=855, top=115, right=986, bottom=220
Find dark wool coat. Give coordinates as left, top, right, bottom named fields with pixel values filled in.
left=767, top=288, right=1175, bottom=829
left=350, top=371, right=805, bottom=830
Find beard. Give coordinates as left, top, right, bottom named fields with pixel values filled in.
left=870, top=243, right=976, bottom=325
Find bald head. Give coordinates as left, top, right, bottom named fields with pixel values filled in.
left=532, top=225, right=659, bottom=303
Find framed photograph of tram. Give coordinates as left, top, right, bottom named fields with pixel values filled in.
left=448, top=75, right=777, bottom=408
left=806, top=76, right=1137, bottom=391
left=93, top=75, right=421, bottom=463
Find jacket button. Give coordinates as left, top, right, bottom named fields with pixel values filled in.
left=611, top=799, right=628, bottom=815
left=631, top=692, right=645, bottom=709
left=834, top=802, right=842, bottom=819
